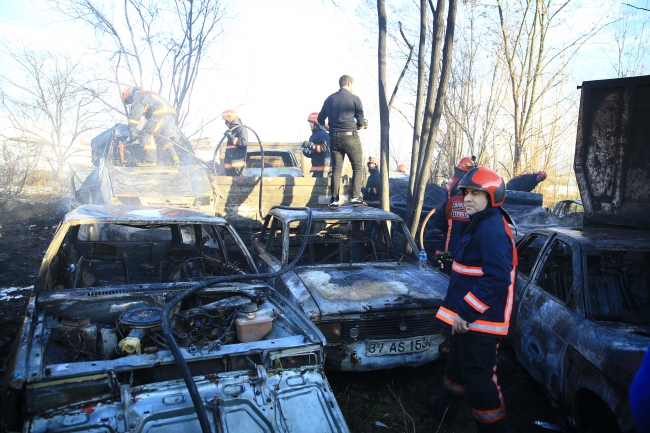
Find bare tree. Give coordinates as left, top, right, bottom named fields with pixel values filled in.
left=406, top=0, right=459, bottom=236
left=607, top=1, right=650, bottom=77
left=0, top=137, right=43, bottom=196
left=0, top=43, right=111, bottom=179
left=494, top=0, right=602, bottom=175
left=51, top=0, right=233, bottom=130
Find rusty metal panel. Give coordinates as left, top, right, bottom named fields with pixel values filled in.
left=574, top=75, right=650, bottom=230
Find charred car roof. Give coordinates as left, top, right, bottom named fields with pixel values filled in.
left=64, top=204, right=228, bottom=225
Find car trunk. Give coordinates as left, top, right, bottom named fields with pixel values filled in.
left=574, top=74, right=650, bottom=230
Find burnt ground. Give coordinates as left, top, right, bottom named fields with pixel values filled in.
left=0, top=217, right=561, bottom=433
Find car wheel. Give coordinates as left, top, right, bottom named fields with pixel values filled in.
left=578, top=395, right=621, bottom=433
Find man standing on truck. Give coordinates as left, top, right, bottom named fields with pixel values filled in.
left=361, top=157, right=381, bottom=208
left=122, top=87, right=180, bottom=167
left=318, top=75, right=367, bottom=209
left=430, top=166, right=517, bottom=433
left=432, top=156, right=477, bottom=273
left=222, top=109, right=248, bottom=176
left=505, top=170, right=546, bottom=192
left=301, top=112, right=332, bottom=178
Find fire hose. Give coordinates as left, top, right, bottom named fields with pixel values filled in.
left=160, top=205, right=312, bottom=433
left=212, top=124, right=265, bottom=220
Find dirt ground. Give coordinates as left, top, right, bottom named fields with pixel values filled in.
left=0, top=216, right=561, bottom=433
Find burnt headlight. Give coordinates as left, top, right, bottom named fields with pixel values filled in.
left=316, top=322, right=342, bottom=341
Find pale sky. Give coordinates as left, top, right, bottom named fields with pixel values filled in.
left=1, top=0, right=649, bottom=170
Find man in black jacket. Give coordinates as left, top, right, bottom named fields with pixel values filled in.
left=318, top=75, right=367, bottom=209
left=505, top=171, right=546, bottom=192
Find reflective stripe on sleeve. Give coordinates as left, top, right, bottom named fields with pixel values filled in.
left=435, top=306, right=456, bottom=325
left=443, top=375, right=466, bottom=396
left=464, top=292, right=489, bottom=313
left=452, top=261, right=484, bottom=276
left=468, top=320, right=509, bottom=335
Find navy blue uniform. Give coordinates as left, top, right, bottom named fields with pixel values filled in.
left=362, top=169, right=381, bottom=206
left=432, top=206, right=518, bottom=433
left=224, top=118, right=248, bottom=176
left=302, top=125, right=331, bottom=177
left=505, top=173, right=541, bottom=192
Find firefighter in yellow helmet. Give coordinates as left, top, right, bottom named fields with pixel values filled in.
left=121, top=87, right=180, bottom=167
left=221, top=109, right=248, bottom=176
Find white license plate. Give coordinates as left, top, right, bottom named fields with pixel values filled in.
left=365, top=336, right=435, bottom=356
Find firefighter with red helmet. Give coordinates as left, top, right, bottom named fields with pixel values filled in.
left=121, top=87, right=179, bottom=167
left=221, top=109, right=248, bottom=176
left=505, top=170, right=547, bottom=192
left=430, top=166, right=517, bottom=433
left=432, top=156, right=477, bottom=271
left=301, top=112, right=331, bottom=178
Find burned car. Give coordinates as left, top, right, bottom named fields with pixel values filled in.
left=2, top=205, right=349, bottom=433
left=509, top=75, right=650, bottom=433
left=511, top=228, right=650, bottom=432
left=251, top=206, right=450, bottom=371
left=74, top=124, right=217, bottom=214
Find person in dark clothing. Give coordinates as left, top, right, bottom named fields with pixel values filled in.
left=430, top=167, right=518, bottom=433
left=318, top=75, right=367, bottom=209
left=301, top=112, right=332, bottom=178
left=221, top=109, right=248, bottom=176
left=433, top=157, right=477, bottom=268
left=505, top=171, right=546, bottom=192
left=361, top=156, right=381, bottom=207
left=630, top=345, right=650, bottom=432
left=122, top=87, right=180, bottom=167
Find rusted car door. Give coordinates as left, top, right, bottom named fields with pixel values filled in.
left=516, top=235, right=584, bottom=400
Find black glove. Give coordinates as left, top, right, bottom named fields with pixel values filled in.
left=434, top=251, right=453, bottom=271
left=301, top=141, right=317, bottom=150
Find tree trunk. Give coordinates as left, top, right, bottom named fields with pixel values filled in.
left=377, top=0, right=391, bottom=211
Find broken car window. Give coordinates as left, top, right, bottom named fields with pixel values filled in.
left=587, top=250, right=650, bottom=323
left=536, top=239, right=574, bottom=304
left=518, top=235, right=549, bottom=277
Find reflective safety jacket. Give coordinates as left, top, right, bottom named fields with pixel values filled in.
left=433, top=193, right=469, bottom=255
left=224, top=118, right=248, bottom=169
left=435, top=206, right=518, bottom=337
left=303, top=125, right=331, bottom=173
left=128, top=90, right=177, bottom=134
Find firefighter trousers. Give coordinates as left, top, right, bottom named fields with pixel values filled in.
left=432, top=333, right=507, bottom=433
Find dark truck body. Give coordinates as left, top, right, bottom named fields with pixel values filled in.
left=510, top=75, right=650, bottom=433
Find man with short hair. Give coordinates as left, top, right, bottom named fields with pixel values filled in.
left=318, top=75, right=367, bottom=209
left=430, top=166, right=518, bottom=433
left=301, top=112, right=332, bottom=178
left=221, top=109, right=248, bottom=176
left=505, top=171, right=547, bottom=192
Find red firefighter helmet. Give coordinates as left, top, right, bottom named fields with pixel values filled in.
left=397, top=163, right=408, bottom=173
left=307, top=112, right=319, bottom=123
left=537, top=170, right=547, bottom=180
left=121, top=86, right=139, bottom=104
left=456, top=156, right=477, bottom=172
left=222, top=109, right=239, bottom=122
left=458, top=166, right=506, bottom=207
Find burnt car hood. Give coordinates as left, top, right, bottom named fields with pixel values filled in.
left=293, top=263, right=448, bottom=316
left=107, top=164, right=213, bottom=198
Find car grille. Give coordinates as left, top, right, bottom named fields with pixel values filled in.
left=84, top=283, right=234, bottom=297
left=340, top=311, right=445, bottom=342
